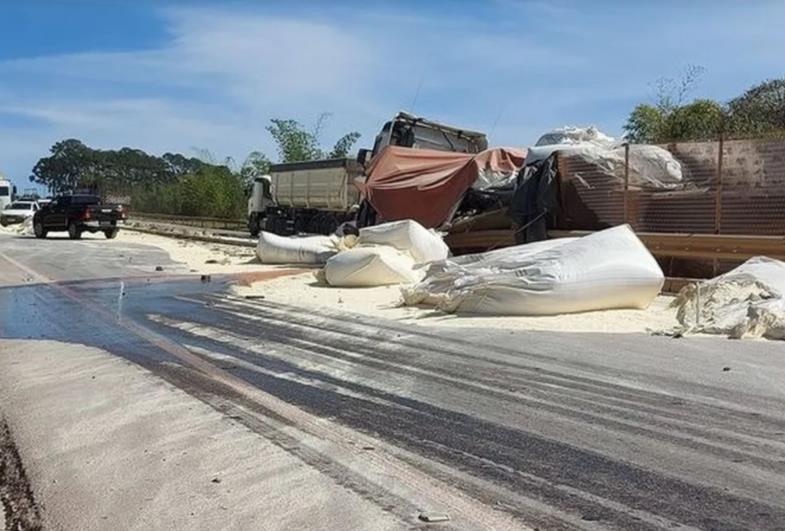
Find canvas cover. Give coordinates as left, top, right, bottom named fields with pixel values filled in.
left=357, top=146, right=525, bottom=228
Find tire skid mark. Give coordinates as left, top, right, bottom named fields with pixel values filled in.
left=162, top=301, right=785, bottom=467
left=141, top=315, right=785, bottom=530
left=214, top=295, right=785, bottom=426
left=0, top=250, right=524, bottom=531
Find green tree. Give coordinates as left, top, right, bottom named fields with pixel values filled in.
left=30, top=139, right=101, bottom=194
left=727, top=78, right=785, bottom=136
left=624, top=72, right=785, bottom=143
left=623, top=104, right=664, bottom=144
left=329, top=132, right=362, bottom=158
left=266, top=119, right=322, bottom=162
left=661, top=99, right=725, bottom=142
left=266, top=115, right=360, bottom=162
left=623, top=65, right=726, bottom=143
left=240, top=151, right=271, bottom=178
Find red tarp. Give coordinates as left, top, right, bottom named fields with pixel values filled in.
left=356, top=146, right=526, bottom=228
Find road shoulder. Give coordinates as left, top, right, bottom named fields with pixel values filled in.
left=0, top=339, right=402, bottom=531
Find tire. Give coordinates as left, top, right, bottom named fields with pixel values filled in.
left=68, top=222, right=82, bottom=240
left=34, top=221, right=47, bottom=239
left=104, top=228, right=119, bottom=239
left=0, top=219, right=7, bottom=227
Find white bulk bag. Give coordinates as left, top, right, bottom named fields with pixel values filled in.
left=405, top=225, right=663, bottom=315
left=673, top=256, right=785, bottom=339
left=358, top=220, right=449, bottom=264
left=256, top=231, right=337, bottom=264
left=325, top=246, right=424, bottom=287
left=403, top=237, right=576, bottom=306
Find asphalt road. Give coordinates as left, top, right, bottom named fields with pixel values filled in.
left=3, top=231, right=785, bottom=530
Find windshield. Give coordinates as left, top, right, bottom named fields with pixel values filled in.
left=72, top=195, right=100, bottom=205
left=535, top=133, right=567, bottom=146
left=9, top=202, right=33, bottom=210
left=0, top=186, right=9, bottom=196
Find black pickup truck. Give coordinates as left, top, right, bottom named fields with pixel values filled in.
left=33, top=194, right=127, bottom=239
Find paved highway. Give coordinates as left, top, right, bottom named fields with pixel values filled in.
left=2, top=231, right=785, bottom=530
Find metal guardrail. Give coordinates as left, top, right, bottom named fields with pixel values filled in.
left=123, top=222, right=256, bottom=248
left=131, top=212, right=246, bottom=231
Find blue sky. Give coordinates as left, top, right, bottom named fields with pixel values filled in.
left=1, top=1, right=784, bottom=190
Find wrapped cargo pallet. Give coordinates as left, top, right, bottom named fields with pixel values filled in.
left=256, top=231, right=337, bottom=264
left=324, top=246, right=424, bottom=287
left=403, top=225, right=664, bottom=315
left=358, top=219, right=449, bottom=264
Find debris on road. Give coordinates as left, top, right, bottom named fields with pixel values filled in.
left=357, top=219, right=449, bottom=264
left=0, top=216, right=33, bottom=236
left=418, top=512, right=450, bottom=523
left=322, top=220, right=447, bottom=287
left=404, top=225, right=664, bottom=315
left=256, top=231, right=339, bottom=264
left=673, top=256, right=785, bottom=340
left=232, top=270, right=678, bottom=334
left=324, top=246, right=422, bottom=287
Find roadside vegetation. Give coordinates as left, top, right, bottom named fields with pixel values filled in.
left=624, top=68, right=785, bottom=143
left=29, top=114, right=360, bottom=218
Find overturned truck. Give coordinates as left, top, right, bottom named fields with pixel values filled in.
left=249, top=111, right=489, bottom=236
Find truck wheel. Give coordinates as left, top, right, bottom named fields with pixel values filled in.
left=0, top=219, right=7, bottom=227
left=104, top=228, right=119, bottom=239
left=34, top=221, right=47, bottom=239
left=68, top=222, right=82, bottom=240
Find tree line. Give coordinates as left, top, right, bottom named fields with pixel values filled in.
left=29, top=114, right=360, bottom=218
left=624, top=68, right=785, bottom=143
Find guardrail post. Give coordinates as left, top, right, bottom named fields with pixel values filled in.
left=714, top=135, right=724, bottom=235
left=713, top=135, right=724, bottom=276
left=623, top=143, right=630, bottom=226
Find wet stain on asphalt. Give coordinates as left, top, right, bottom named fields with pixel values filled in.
left=2, top=276, right=785, bottom=530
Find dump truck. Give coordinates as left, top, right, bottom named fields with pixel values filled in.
left=263, top=158, right=364, bottom=236
left=248, top=112, right=488, bottom=236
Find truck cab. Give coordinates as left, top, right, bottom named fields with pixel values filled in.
left=247, top=175, right=272, bottom=237
left=359, top=111, right=488, bottom=165
left=0, top=178, right=17, bottom=211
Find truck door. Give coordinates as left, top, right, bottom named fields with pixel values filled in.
left=46, top=196, right=70, bottom=228
left=0, top=183, right=10, bottom=211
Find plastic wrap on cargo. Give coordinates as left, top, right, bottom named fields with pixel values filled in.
left=402, top=225, right=664, bottom=315
left=403, top=238, right=575, bottom=306
left=324, top=246, right=425, bottom=287
left=256, top=231, right=337, bottom=264
left=358, top=219, right=449, bottom=264
left=673, top=256, right=785, bottom=340
left=525, top=125, right=683, bottom=188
